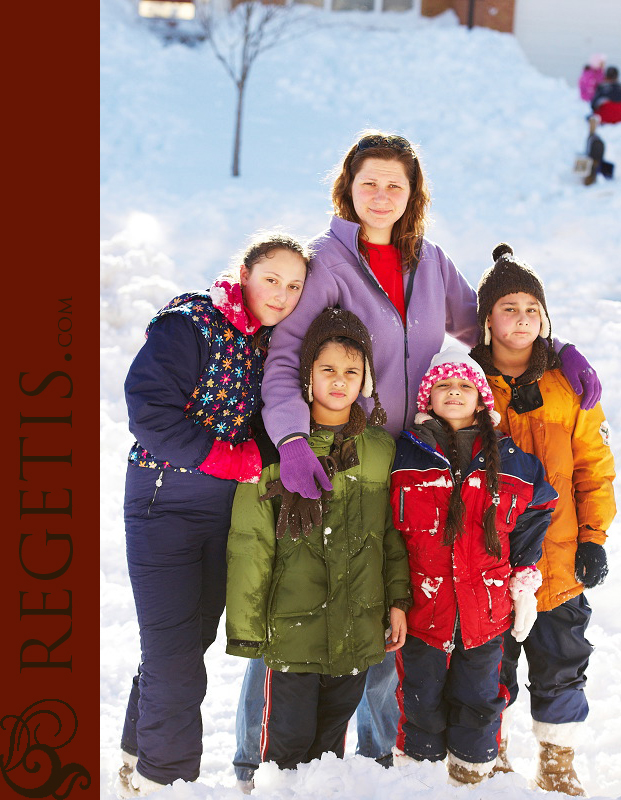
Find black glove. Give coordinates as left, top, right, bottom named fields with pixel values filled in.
left=575, top=541, right=608, bottom=588
left=260, top=479, right=323, bottom=540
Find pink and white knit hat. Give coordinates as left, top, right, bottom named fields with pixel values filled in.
left=416, top=346, right=500, bottom=425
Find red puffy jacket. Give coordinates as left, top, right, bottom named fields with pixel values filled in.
left=390, top=428, right=557, bottom=652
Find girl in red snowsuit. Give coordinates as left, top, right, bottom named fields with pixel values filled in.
left=390, top=347, right=557, bottom=786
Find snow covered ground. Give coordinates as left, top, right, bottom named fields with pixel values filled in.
left=100, top=1, right=621, bottom=797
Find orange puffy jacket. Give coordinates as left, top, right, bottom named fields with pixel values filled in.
left=486, top=369, right=616, bottom=612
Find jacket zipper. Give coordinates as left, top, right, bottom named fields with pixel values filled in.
left=506, top=494, right=517, bottom=525
left=399, top=486, right=405, bottom=523
left=446, top=613, right=458, bottom=668
left=147, top=470, right=165, bottom=516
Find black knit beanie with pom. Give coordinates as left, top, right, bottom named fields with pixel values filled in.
left=476, top=243, right=552, bottom=346
left=299, top=307, right=387, bottom=427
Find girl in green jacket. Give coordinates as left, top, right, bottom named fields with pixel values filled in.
left=225, top=308, right=411, bottom=771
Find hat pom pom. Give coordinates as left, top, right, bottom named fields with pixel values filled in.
left=489, top=409, right=501, bottom=427
left=492, top=243, right=513, bottom=262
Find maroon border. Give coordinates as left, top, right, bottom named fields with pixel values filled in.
left=2, top=1, right=99, bottom=796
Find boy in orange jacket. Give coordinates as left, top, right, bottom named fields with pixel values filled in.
left=470, top=244, right=616, bottom=796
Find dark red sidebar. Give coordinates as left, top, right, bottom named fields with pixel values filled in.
left=1, top=1, right=100, bottom=797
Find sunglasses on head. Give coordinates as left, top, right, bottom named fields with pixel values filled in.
left=355, top=134, right=413, bottom=154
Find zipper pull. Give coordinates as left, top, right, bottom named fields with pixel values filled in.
left=506, top=494, right=517, bottom=525
left=147, top=470, right=165, bottom=516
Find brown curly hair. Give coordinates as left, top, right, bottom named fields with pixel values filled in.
left=330, top=130, right=431, bottom=272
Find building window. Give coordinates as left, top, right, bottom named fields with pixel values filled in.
left=382, top=0, right=413, bottom=9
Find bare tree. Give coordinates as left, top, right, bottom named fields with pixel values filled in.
left=198, top=1, right=313, bottom=177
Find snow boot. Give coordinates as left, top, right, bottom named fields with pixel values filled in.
left=536, top=741, right=586, bottom=797
left=236, top=778, right=255, bottom=795
left=491, top=737, right=514, bottom=775
left=447, top=752, right=493, bottom=786
left=115, top=751, right=139, bottom=799
left=130, top=769, right=167, bottom=797
left=584, top=163, right=600, bottom=186
left=391, top=747, right=419, bottom=768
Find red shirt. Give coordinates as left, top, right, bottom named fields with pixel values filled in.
left=367, top=243, right=405, bottom=324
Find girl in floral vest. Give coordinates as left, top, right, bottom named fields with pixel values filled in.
left=390, top=347, right=558, bottom=787
left=115, top=233, right=309, bottom=798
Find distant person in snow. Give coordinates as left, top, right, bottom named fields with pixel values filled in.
left=578, top=54, right=606, bottom=103
left=470, top=244, right=616, bottom=796
left=591, top=65, right=621, bottom=123
left=584, top=114, right=615, bottom=186
left=232, top=130, right=604, bottom=789
left=226, top=308, right=410, bottom=777
left=389, top=347, right=556, bottom=787
left=115, top=232, right=309, bottom=798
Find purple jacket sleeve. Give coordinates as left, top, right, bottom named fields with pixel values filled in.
left=439, top=249, right=479, bottom=348
left=125, top=314, right=215, bottom=467
left=261, top=256, right=340, bottom=447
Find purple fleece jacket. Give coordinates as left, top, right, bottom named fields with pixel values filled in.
left=262, top=216, right=479, bottom=442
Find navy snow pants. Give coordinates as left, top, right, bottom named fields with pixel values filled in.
left=233, top=652, right=398, bottom=780
left=120, top=464, right=237, bottom=785
left=501, top=594, right=593, bottom=724
left=261, top=668, right=368, bottom=770
left=396, top=630, right=506, bottom=765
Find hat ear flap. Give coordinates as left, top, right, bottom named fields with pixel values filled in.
left=361, top=356, right=373, bottom=398
left=484, top=321, right=492, bottom=346
left=538, top=303, right=550, bottom=339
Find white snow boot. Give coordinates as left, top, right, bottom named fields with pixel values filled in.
left=447, top=752, right=494, bottom=786
left=130, top=770, right=167, bottom=797
left=236, top=777, right=255, bottom=794
left=391, top=746, right=419, bottom=768
left=115, top=751, right=139, bottom=799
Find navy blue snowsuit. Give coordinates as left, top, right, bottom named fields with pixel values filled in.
left=120, top=285, right=268, bottom=786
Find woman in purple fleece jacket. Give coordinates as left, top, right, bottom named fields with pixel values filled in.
left=262, top=131, right=601, bottom=494
left=233, top=131, right=602, bottom=785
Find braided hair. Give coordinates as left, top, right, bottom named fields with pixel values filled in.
left=438, top=405, right=502, bottom=560
left=476, top=407, right=502, bottom=560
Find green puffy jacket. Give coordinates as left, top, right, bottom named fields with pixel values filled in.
left=225, top=424, right=411, bottom=676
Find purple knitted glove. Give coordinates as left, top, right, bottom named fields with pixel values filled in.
left=278, top=438, right=333, bottom=500
left=558, top=343, right=602, bottom=410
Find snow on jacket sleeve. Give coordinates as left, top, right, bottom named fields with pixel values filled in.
left=261, top=249, right=340, bottom=447
left=125, top=314, right=216, bottom=467
left=509, top=452, right=558, bottom=568
left=572, top=402, right=616, bottom=542
left=437, top=245, right=479, bottom=349
left=225, top=471, right=277, bottom=658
